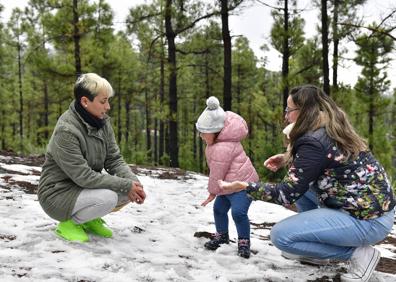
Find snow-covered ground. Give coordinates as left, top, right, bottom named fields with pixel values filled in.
left=0, top=157, right=395, bottom=282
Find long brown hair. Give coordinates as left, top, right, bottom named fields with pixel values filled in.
left=288, top=85, right=367, bottom=160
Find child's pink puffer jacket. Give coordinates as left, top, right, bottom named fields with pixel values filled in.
left=206, top=111, right=259, bottom=195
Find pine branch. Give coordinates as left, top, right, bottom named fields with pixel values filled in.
left=255, top=0, right=310, bottom=13
left=339, top=22, right=396, bottom=41
left=255, top=0, right=283, bottom=11
left=339, top=9, right=396, bottom=41
left=125, top=12, right=162, bottom=26
left=174, top=11, right=219, bottom=35
left=176, top=45, right=222, bottom=55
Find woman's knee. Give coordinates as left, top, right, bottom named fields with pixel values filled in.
left=78, top=189, right=118, bottom=211
left=72, top=189, right=118, bottom=223
left=101, top=189, right=119, bottom=208
left=270, top=221, right=291, bottom=250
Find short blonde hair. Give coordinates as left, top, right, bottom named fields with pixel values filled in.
left=74, top=73, right=114, bottom=102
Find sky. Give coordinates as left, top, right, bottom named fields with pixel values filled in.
left=1, top=154, right=396, bottom=281
left=1, top=0, right=396, bottom=89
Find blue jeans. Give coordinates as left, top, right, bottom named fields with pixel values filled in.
left=213, top=191, right=252, bottom=239
left=271, top=189, right=395, bottom=260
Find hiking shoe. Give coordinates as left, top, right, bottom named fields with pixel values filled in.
left=55, top=220, right=89, bottom=242
left=204, top=232, right=229, bottom=250
left=282, top=251, right=330, bottom=265
left=238, top=238, right=250, bottom=259
left=341, top=246, right=380, bottom=282
left=82, top=218, right=113, bottom=238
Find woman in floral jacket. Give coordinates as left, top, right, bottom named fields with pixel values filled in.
left=219, top=85, right=395, bottom=282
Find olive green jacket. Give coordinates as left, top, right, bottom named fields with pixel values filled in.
left=38, top=101, right=139, bottom=221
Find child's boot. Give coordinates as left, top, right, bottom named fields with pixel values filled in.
left=82, top=218, right=113, bottom=238
left=204, top=232, right=229, bottom=250
left=55, top=220, right=89, bottom=242
left=238, top=238, right=250, bottom=259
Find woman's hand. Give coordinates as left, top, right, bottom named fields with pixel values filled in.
left=128, top=181, right=146, bottom=204
left=201, top=193, right=216, bottom=207
left=263, top=153, right=286, bottom=172
left=217, top=180, right=248, bottom=193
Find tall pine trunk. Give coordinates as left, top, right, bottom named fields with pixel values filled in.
left=1, top=108, right=5, bottom=149
left=368, top=62, right=375, bottom=150
left=165, top=0, right=179, bottom=167
left=236, top=64, right=241, bottom=114
left=145, top=88, right=151, bottom=162
left=158, top=0, right=165, bottom=165
left=159, top=48, right=165, bottom=164
left=43, top=81, right=49, bottom=141
left=220, top=0, right=232, bottom=111
left=321, top=0, right=330, bottom=95
left=154, top=118, right=158, bottom=165
left=192, top=98, right=197, bottom=170
left=248, top=94, right=254, bottom=162
left=125, top=96, right=131, bottom=144
left=332, top=0, right=339, bottom=91
left=17, top=39, right=23, bottom=151
left=73, top=0, right=82, bottom=77
left=117, top=73, right=122, bottom=144
left=282, top=0, right=289, bottom=109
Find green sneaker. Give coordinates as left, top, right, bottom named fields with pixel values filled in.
left=82, top=218, right=113, bottom=238
left=55, top=220, right=89, bottom=242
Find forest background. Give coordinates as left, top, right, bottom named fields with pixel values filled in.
left=0, top=0, right=395, bottom=185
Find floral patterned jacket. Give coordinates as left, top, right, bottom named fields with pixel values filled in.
left=247, top=128, right=395, bottom=219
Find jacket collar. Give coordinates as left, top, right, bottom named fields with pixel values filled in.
left=69, top=100, right=109, bottom=136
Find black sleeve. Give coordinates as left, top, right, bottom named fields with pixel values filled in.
left=247, top=136, right=328, bottom=206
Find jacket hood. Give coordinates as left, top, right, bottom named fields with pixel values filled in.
left=216, top=111, right=248, bottom=142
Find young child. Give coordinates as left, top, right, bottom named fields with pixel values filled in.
left=196, top=96, right=259, bottom=259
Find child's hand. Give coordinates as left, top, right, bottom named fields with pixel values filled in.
left=201, top=193, right=216, bottom=207
left=264, top=153, right=285, bottom=172
left=218, top=180, right=248, bottom=192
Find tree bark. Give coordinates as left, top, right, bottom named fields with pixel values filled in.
left=282, top=0, right=289, bottom=109
left=154, top=118, right=158, bottom=165
left=220, top=0, right=232, bottom=111
left=124, top=97, right=130, bottom=144
left=1, top=109, right=5, bottom=149
left=43, top=81, right=49, bottom=140
left=73, top=0, right=82, bottom=77
left=145, top=88, right=151, bottom=161
left=321, top=0, right=330, bottom=95
left=159, top=42, right=165, bottom=164
left=248, top=94, right=254, bottom=162
left=17, top=38, right=24, bottom=150
left=117, top=72, right=122, bottom=144
left=332, top=0, right=339, bottom=91
left=368, top=52, right=375, bottom=151
left=165, top=0, right=179, bottom=167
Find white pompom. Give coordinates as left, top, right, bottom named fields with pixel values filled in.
left=206, top=96, right=220, bottom=110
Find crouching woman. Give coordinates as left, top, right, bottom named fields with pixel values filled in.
left=38, top=73, right=146, bottom=242
left=219, top=85, right=395, bottom=282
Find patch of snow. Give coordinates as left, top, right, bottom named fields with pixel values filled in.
left=0, top=165, right=395, bottom=281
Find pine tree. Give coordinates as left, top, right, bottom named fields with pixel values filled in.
left=270, top=0, right=304, bottom=108
left=354, top=26, right=393, bottom=172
